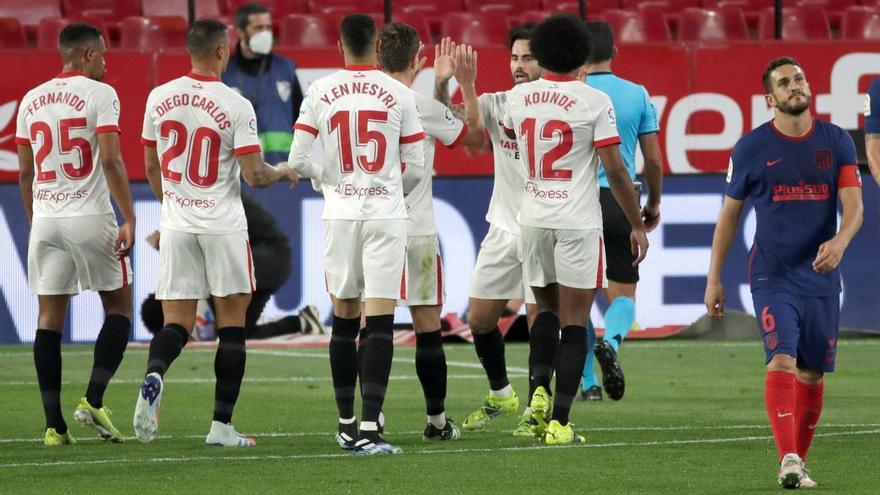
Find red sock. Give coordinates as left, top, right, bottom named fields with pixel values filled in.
left=765, top=371, right=797, bottom=461
left=795, top=380, right=824, bottom=460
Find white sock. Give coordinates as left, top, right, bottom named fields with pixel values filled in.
left=428, top=412, right=446, bottom=429
left=339, top=417, right=356, bottom=425
left=378, top=411, right=385, bottom=428
left=360, top=421, right=378, bottom=432
left=489, top=384, right=513, bottom=399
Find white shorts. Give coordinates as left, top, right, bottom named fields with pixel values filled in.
left=324, top=219, right=406, bottom=300
left=520, top=226, right=607, bottom=290
left=157, top=228, right=254, bottom=300
left=400, top=234, right=444, bottom=307
left=469, top=225, right=535, bottom=304
left=28, top=214, right=132, bottom=295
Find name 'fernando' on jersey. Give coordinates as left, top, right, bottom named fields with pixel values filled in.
left=503, top=75, right=620, bottom=230
left=291, top=66, right=425, bottom=221
left=14, top=72, right=121, bottom=218
left=141, top=73, right=262, bottom=234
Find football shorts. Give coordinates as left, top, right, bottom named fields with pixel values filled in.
left=157, top=228, right=254, bottom=300
left=324, top=219, right=406, bottom=300
left=400, top=234, right=444, bottom=307
left=469, top=225, right=535, bottom=304
left=520, top=226, right=607, bottom=290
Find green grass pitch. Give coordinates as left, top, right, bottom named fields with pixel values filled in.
left=1, top=339, right=878, bottom=494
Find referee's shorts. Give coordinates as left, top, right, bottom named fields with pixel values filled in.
left=599, top=187, right=639, bottom=284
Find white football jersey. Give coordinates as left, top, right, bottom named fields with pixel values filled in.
left=15, top=72, right=120, bottom=218
left=289, top=65, right=425, bottom=221
left=141, top=73, right=262, bottom=234
left=503, top=76, right=620, bottom=230
left=480, top=91, right=527, bottom=235
left=405, top=91, right=466, bottom=236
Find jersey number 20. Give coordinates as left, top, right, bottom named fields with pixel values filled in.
left=159, top=120, right=221, bottom=188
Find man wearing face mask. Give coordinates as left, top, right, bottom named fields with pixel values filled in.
left=223, top=3, right=304, bottom=165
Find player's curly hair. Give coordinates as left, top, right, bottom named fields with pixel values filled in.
left=763, top=56, right=801, bottom=93
left=529, top=15, right=591, bottom=74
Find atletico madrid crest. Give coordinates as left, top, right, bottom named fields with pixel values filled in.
left=815, top=149, right=832, bottom=171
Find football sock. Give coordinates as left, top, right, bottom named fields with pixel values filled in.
left=213, top=327, right=246, bottom=424
left=360, top=315, right=394, bottom=424
left=529, top=311, right=560, bottom=392
left=415, top=329, right=447, bottom=416
left=603, top=296, right=635, bottom=352
left=428, top=412, right=447, bottom=429
left=795, top=379, right=824, bottom=460
left=552, top=325, right=588, bottom=425
left=581, top=320, right=599, bottom=390
left=329, top=315, right=360, bottom=420
left=357, top=327, right=370, bottom=392
left=34, top=329, right=66, bottom=434
left=146, top=323, right=188, bottom=376
left=473, top=327, right=510, bottom=392
left=490, top=384, right=513, bottom=399
left=339, top=416, right=356, bottom=425
left=85, top=314, right=130, bottom=408
left=765, top=370, right=797, bottom=460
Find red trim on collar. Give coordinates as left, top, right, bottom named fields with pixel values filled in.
left=344, top=64, right=379, bottom=71
left=543, top=74, right=577, bottom=82
left=56, top=71, right=85, bottom=79
left=769, top=118, right=815, bottom=142
left=186, top=72, right=221, bottom=82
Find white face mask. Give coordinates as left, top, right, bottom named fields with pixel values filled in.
left=248, top=30, right=273, bottom=55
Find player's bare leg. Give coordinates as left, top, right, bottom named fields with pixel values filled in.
left=205, top=292, right=255, bottom=447
left=73, top=286, right=132, bottom=442
left=412, top=305, right=459, bottom=440
left=35, top=295, right=74, bottom=445
left=329, top=295, right=363, bottom=449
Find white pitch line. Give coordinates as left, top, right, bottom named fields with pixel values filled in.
left=0, top=428, right=877, bottom=469
left=1, top=423, right=877, bottom=445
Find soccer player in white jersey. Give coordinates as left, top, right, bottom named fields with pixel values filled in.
left=287, top=14, right=425, bottom=455
left=454, top=23, right=543, bottom=436
left=501, top=15, right=649, bottom=444
left=377, top=25, right=486, bottom=441
left=133, top=19, right=297, bottom=447
left=16, top=23, right=135, bottom=446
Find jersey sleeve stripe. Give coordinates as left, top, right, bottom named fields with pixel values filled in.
left=293, top=123, right=318, bottom=136
left=140, top=137, right=157, bottom=147
left=446, top=123, right=469, bottom=148
left=500, top=124, right=516, bottom=139
left=400, top=132, right=426, bottom=144
left=594, top=136, right=622, bottom=148
left=96, top=125, right=121, bottom=135
left=234, top=144, right=262, bottom=156
left=837, top=164, right=862, bottom=188
left=14, top=137, right=30, bottom=145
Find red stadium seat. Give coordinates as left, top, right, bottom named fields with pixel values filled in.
left=841, top=5, right=880, bottom=40
left=0, top=0, right=62, bottom=35
left=466, top=0, right=542, bottom=15
left=441, top=12, right=510, bottom=46
left=601, top=9, right=671, bottom=42
left=225, top=0, right=307, bottom=16
left=37, top=17, right=108, bottom=49
left=621, top=0, right=699, bottom=13
left=544, top=0, right=621, bottom=16
left=394, top=0, right=463, bottom=17
left=307, top=0, right=383, bottom=16
left=677, top=7, right=748, bottom=41
left=119, top=16, right=188, bottom=51
left=513, top=10, right=553, bottom=26
left=143, top=0, right=223, bottom=18
left=391, top=12, right=434, bottom=44
left=323, top=11, right=385, bottom=31
left=61, top=0, right=140, bottom=22
left=0, top=18, right=26, bottom=48
left=757, top=6, right=831, bottom=40
left=702, top=0, right=771, bottom=10
left=277, top=14, right=338, bottom=47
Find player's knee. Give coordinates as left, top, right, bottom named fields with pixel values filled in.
left=796, top=367, right=824, bottom=385
left=766, top=353, right=797, bottom=373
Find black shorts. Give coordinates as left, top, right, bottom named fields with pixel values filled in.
left=600, top=187, right=639, bottom=284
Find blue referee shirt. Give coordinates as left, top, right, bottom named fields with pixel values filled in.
left=585, top=72, right=659, bottom=187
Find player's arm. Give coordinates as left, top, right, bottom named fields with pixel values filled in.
left=599, top=144, right=648, bottom=265
left=704, top=196, right=745, bottom=318
left=17, top=144, right=35, bottom=225
left=813, top=185, right=863, bottom=274
left=865, top=134, right=880, bottom=185
left=144, top=146, right=163, bottom=201
left=238, top=153, right=298, bottom=188
left=453, top=44, right=485, bottom=146
left=433, top=37, right=455, bottom=108
left=638, top=132, right=663, bottom=232
left=98, top=132, right=136, bottom=258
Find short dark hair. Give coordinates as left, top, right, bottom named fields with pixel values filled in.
left=187, top=19, right=229, bottom=58
left=378, top=22, right=420, bottom=73
left=340, top=14, right=377, bottom=58
left=59, top=23, right=103, bottom=51
left=763, top=56, right=800, bottom=93
left=585, top=20, right=614, bottom=64
left=530, top=15, right=590, bottom=74
left=507, top=22, right=536, bottom=49
left=235, top=3, right=270, bottom=30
